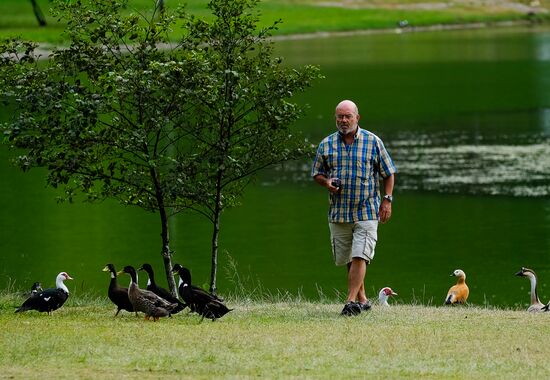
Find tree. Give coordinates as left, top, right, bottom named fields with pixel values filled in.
left=28, top=1, right=165, bottom=27
left=1, top=0, right=202, bottom=294
left=179, top=0, right=321, bottom=294
left=30, top=0, right=48, bottom=27
left=1, top=0, right=320, bottom=294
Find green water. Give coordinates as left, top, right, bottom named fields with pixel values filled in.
left=1, top=26, right=550, bottom=308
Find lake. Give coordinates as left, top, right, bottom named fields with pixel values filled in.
left=1, top=26, right=549, bottom=309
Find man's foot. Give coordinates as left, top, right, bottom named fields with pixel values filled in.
left=340, top=301, right=361, bottom=316
left=358, top=300, right=372, bottom=312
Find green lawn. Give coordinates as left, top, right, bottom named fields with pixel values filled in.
left=1, top=294, right=549, bottom=379
left=1, top=0, right=549, bottom=44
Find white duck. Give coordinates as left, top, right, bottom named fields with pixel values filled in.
left=378, top=287, right=398, bottom=306
left=515, top=267, right=547, bottom=312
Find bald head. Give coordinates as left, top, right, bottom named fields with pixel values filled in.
left=335, top=99, right=360, bottom=136
left=335, top=100, right=359, bottom=116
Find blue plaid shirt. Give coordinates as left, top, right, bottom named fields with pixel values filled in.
left=311, top=127, right=397, bottom=223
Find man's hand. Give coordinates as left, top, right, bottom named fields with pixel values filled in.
left=379, top=200, right=392, bottom=223
left=314, top=175, right=340, bottom=193
left=326, top=177, right=340, bottom=193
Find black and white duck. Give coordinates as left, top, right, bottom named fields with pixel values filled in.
left=171, top=263, right=232, bottom=321
left=117, top=265, right=179, bottom=321
left=30, top=282, right=43, bottom=295
left=102, top=264, right=136, bottom=317
left=18, top=281, right=43, bottom=298
left=138, top=263, right=185, bottom=314
left=171, top=263, right=212, bottom=313
left=515, top=267, right=547, bottom=312
left=15, top=272, right=73, bottom=315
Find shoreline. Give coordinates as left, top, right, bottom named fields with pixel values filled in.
left=270, top=19, right=548, bottom=41
left=28, top=19, right=548, bottom=57
left=2, top=16, right=547, bottom=61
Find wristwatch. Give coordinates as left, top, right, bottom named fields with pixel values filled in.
left=383, top=194, right=393, bottom=203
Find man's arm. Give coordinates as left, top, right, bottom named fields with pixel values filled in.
left=383, top=174, right=395, bottom=198
left=314, top=174, right=339, bottom=193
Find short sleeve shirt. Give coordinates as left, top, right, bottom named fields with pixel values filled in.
left=311, top=127, right=397, bottom=223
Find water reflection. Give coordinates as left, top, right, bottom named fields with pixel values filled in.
left=391, top=132, right=550, bottom=197
left=541, top=108, right=550, bottom=134
left=269, top=130, right=550, bottom=198
left=534, top=31, right=550, bottom=61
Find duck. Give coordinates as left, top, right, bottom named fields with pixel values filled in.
left=171, top=263, right=215, bottom=314
left=445, top=269, right=469, bottom=305
left=171, top=263, right=232, bottom=321
left=15, top=272, right=73, bottom=314
left=102, top=264, right=136, bottom=317
left=20, top=281, right=43, bottom=298
left=30, top=281, right=43, bottom=295
left=378, top=287, right=398, bottom=306
left=19, top=281, right=43, bottom=298
left=515, top=267, right=547, bottom=312
left=117, top=265, right=179, bottom=321
left=138, top=263, right=185, bottom=314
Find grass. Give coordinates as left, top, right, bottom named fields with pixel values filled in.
left=1, top=0, right=550, bottom=44
left=1, top=291, right=550, bottom=379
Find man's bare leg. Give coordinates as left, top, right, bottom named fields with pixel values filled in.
left=346, top=258, right=366, bottom=303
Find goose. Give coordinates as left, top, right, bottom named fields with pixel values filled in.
left=102, top=264, right=136, bottom=317
left=378, top=287, right=397, bottom=306
left=138, top=263, right=185, bottom=314
left=171, top=263, right=232, bottom=321
left=15, top=272, right=73, bottom=314
left=117, top=265, right=179, bottom=321
left=515, top=267, right=547, bottom=312
left=445, top=269, right=469, bottom=305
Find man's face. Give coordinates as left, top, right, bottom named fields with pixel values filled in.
left=335, top=105, right=359, bottom=136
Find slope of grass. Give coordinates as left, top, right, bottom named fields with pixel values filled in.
left=1, top=291, right=549, bottom=379
left=0, top=0, right=549, bottom=44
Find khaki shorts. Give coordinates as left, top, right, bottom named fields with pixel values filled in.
left=329, top=220, right=378, bottom=266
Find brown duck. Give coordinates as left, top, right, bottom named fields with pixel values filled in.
left=117, top=265, right=178, bottom=321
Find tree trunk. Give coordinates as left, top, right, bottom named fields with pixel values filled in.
left=209, top=169, right=224, bottom=295
left=159, top=205, right=177, bottom=296
left=30, top=0, right=47, bottom=26
left=150, top=166, right=177, bottom=296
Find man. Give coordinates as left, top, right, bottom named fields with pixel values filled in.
left=311, top=100, right=396, bottom=316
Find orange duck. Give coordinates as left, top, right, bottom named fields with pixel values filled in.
left=445, top=269, right=469, bottom=305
